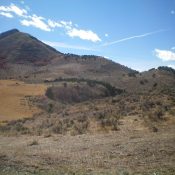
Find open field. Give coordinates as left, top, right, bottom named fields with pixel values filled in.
left=0, top=115, right=175, bottom=175
left=0, top=80, right=47, bottom=122
left=0, top=80, right=174, bottom=174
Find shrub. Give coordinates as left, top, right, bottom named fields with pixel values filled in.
left=100, top=115, right=120, bottom=130
left=52, top=120, right=64, bottom=134
left=28, top=140, right=39, bottom=146
left=45, top=78, right=124, bottom=98
left=128, top=72, right=136, bottom=77
left=153, top=82, right=158, bottom=88
left=45, top=88, right=54, bottom=100
left=152, top=73, right=156, bottom=78
left=158, top=66, right=175, bottom=74
left=72, top=120, right=89, bottom=135
left=48, top=103, right=53, bottom=113
left=140, top=80, right=144, bottom=85
left=147, top=108, right=164, bottom=121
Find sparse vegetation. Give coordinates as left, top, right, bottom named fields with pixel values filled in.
left=158, top=66, right=175, bottom=74
left=140, top=79, right=148, bottom=85
left=45, top=80, right=123, bottom=104
left=0, top=29, right=175, bottom=175
left=45, top=77, right=124, bottom=97
left=28, top=139, right=39, bottom=146
left=2, top=87, right=174, bottom=137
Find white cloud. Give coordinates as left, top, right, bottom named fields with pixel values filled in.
left=154, top=49, right=175, bottom=61
left=168, top=65, right=175, bottom=69
left=0, top=3, right=27, bottom=17
left=48, top=19, right=63, bottom=28
left=0, top=3, right=101, bottom=42
left=43, top=40, right=95, bottom=51
left=0, top=12, right=13, bottom=18
left=60, top=20, right=72, bottom=30
left=10, top=3, right=27, bottom=16
left=21, top=14, right=51, bottom=31
left=171, top=47, right=175, bottom=50
left=105, top=33, right=108, bottom=37
left=67, top=28, right=101, bottom=42
left=47, top=19, right=74, bottom=30
left=47, top=19, right=101, bottom=42
left=102, top=29, right=167, bottom=46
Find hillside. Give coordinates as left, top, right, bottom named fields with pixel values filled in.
left=0, top=29, right=135, bottom=87
left=0, top=29, right=175, bottom=93
left=123, top=66, right=175, bottom=93
left=0, top=29, right=61, bottom=65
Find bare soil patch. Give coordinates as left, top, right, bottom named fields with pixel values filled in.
left=0, top=80, right=47, bottom=122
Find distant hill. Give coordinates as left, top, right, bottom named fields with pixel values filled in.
left=0, top=29, right=174, bottom=93
left=0, top=29, right=134, bottom=84
left=123, top=67, right=175, bottom=93
left=0, top=29, right=61, bottom=66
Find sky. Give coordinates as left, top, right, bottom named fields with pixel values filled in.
left=0, top=0, right=175, bottom=71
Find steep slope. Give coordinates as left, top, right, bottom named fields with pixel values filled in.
left=0, top=29, right=135, bottom=86
left=0, top=29, right=61, bottom=66
left=0, top=29, right=174, bottom=93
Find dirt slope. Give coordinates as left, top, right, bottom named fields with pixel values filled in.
left=0, top=80, right=47, bottom=122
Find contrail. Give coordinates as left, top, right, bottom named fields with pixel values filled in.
left=102, top=29, right=168, bottom=47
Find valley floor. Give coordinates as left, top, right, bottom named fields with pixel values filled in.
left=0, top=116, right=175, bottom=175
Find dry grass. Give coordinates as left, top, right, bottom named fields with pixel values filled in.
left=0, top=80, right=47, bottom=122
left=0, top=80, right=174, bottom=174
left=0, top=115, right=175, bottom=174
left=2, top=87, right=174, bottom=136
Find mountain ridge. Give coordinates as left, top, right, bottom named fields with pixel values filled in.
left=1, top=29, right=174, bottom=72
left=0, top=29, right=134, bottom=71
left=0, top=29, right=135, bottom=82
left=0, top=29, right=61, bottom=66
left=0, top=29, right=174, bottom=93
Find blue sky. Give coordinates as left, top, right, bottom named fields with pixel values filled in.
left=0, top=0, right=175, bottom=71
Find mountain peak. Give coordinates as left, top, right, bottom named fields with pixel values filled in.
left=8, top=28, right=19, bottom=32
left=0, top=29, right=19, bottom=40
left=2, top=28, right=19, bottom=33
left=0, top=29, right=60, bottom=66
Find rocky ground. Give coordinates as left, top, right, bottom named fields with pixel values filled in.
left=0, top=115, right=175, bottom=175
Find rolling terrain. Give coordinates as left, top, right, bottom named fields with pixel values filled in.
left=0, top=29, right=175, bottom=175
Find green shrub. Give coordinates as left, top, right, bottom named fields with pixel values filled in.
left=45, top=87, right=54, bottom=100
